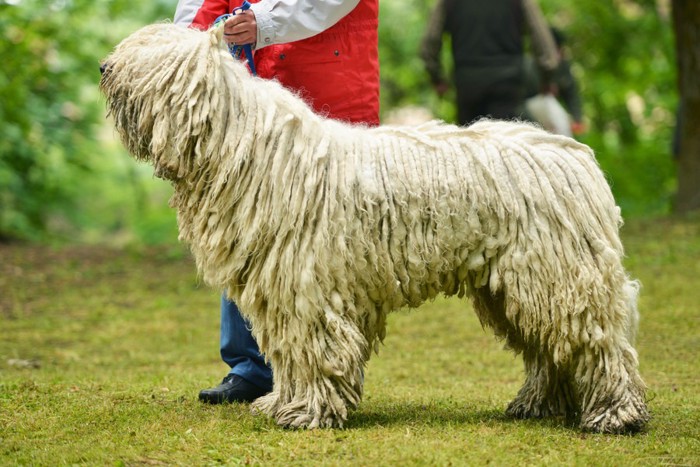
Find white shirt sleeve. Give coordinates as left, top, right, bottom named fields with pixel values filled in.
left=174, top=0, right=205, bottom=26
left=250, top=0, right=361, bottom=49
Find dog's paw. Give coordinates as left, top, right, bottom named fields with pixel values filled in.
left=506, top=397, right=567, bottom=419
left=278, top=411, right=317, bottom=429
left=250, top=391, right=280, bottom=418
left=580, top=403, right=650, bottom=434
left=275, top=403, right=344, bottom=429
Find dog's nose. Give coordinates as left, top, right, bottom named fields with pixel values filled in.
left=99, top=63, right=109, bottom=75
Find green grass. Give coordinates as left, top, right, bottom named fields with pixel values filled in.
left=1, top=216, right=699, bottom=466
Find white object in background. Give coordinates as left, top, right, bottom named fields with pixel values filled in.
left=526, top=94, right=572, bottom=137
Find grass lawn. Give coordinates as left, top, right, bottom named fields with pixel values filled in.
left=1, top=216, right=699, bottom=466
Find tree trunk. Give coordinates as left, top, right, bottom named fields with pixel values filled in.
left=672, top=1, right=700, bottom=214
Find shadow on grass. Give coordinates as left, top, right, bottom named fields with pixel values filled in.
left=346, top=398, right=578, bottom=432
left=200, top=397, right=579, bottom=433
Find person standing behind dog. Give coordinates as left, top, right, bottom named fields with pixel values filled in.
left=420, top=0, right=559, bottom=126
left=174, top=0, right=380, bottom=404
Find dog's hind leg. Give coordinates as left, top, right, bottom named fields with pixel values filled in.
left=506, top=349, right=577, bottom=420
left=471, top=286, right=577, bottom=421
left=574, top=288, right=649, bottom=433
left=572, top=280, right=649, bottom=433
left=574, top=343, right=648, bottom=433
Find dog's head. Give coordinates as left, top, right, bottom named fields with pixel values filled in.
left=99, top=23, right=234, bottom=181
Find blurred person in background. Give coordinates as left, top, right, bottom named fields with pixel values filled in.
left=420, top=0, right=559, bottom=126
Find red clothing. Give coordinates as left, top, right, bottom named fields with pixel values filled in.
left=187, top=0, right=379, bottom=126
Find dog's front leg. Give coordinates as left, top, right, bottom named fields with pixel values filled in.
left=251, top=297, right=368, bottom=429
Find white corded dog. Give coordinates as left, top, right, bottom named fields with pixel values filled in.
left=100, top=23, right=649, bottom=433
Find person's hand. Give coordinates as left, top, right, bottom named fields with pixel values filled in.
left=540, top=82, right=559, bottom=96
left=224, top=9, right=257, bottom=46
left=571, top=121, right=587, bottom=135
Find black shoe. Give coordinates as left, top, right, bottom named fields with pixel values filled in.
left=198, top=374, right=269, bottom=404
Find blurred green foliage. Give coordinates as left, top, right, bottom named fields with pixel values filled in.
left=0, top=0, right=98, bottom=240
left=541, top=0, right=678, bottom=215
left=0, top=0, right=679, bottom=244
left=0, top=0, right=175, bottom=243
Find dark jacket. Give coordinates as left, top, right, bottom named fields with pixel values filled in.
left=421, top=0, right=558, bottom=90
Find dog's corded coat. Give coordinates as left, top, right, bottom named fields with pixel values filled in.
left=100, top=24, right=649, bottom=432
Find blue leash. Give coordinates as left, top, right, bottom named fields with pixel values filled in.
left=214, top=1, right=257, bottom=75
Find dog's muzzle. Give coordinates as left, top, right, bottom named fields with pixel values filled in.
left=99, top=62, right=110, bottom=75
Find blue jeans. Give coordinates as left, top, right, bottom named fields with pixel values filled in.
left=220, top=296, right=273, bottom=391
